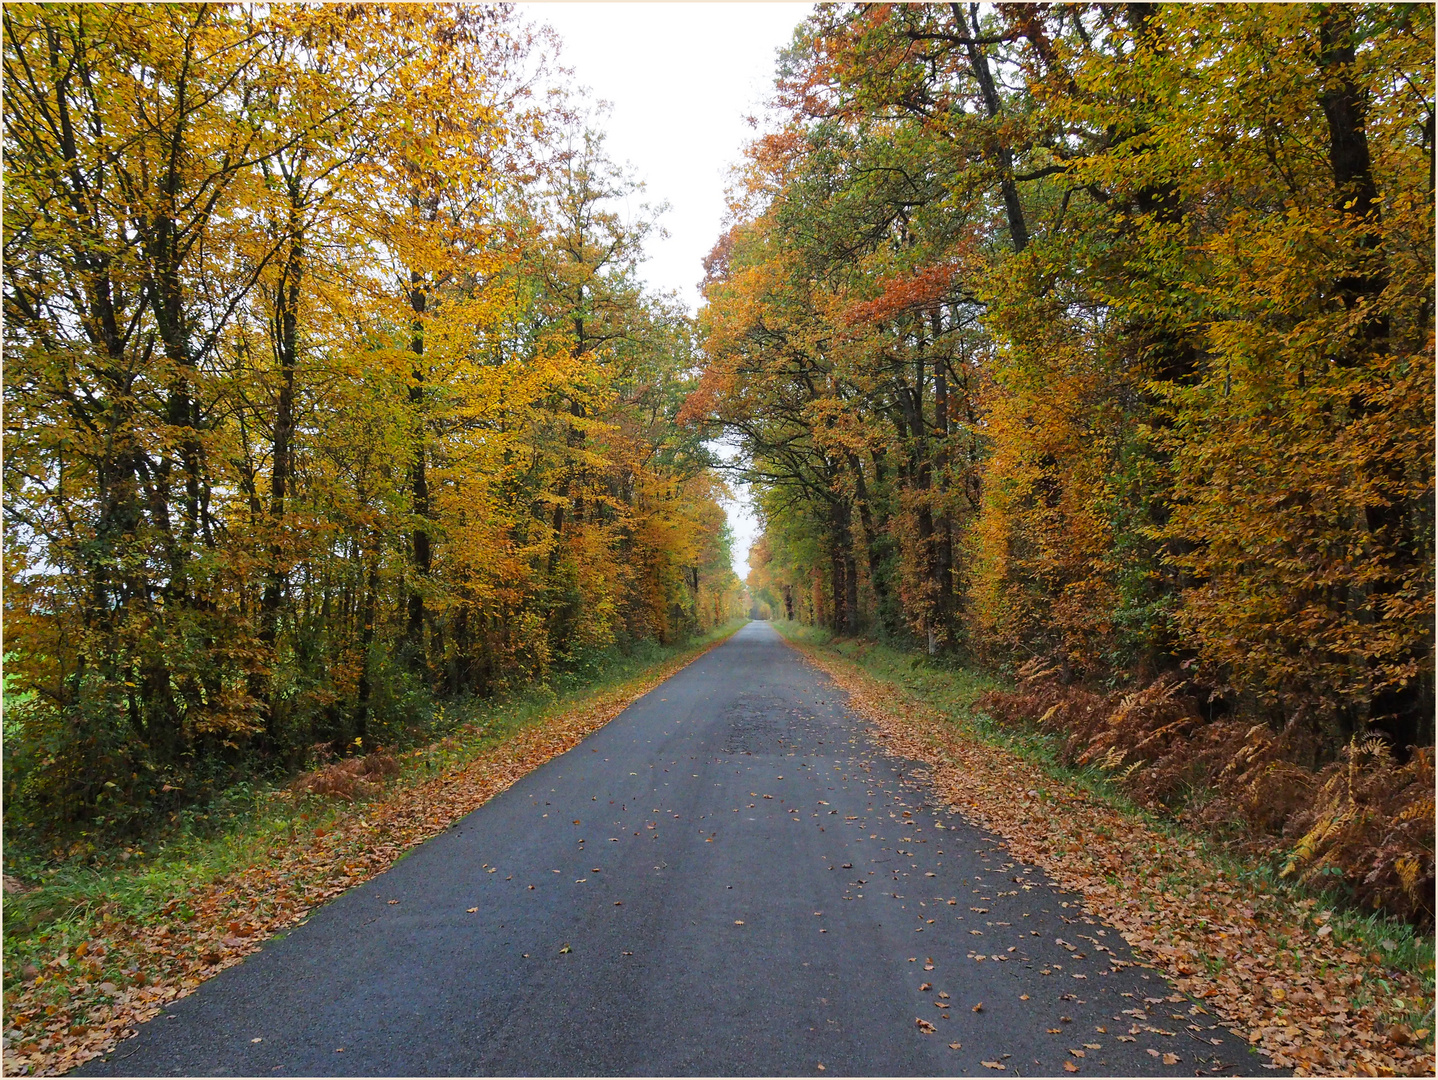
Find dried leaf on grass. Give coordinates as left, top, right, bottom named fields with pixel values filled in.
left=290, top=753, right=400, bottom=802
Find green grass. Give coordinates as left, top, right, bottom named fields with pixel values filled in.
left=2, top=620, right=745, bottom=991
left=773, top=619, right=1435, bottom=1022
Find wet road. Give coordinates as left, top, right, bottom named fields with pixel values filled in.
left=85, top=622, right=1263, bottom=1076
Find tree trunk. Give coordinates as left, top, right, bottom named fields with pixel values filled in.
left=1316, top=8, right=1430, bottom=750
left=848, top=452, right=889, bottom=616
left=932, top=335, right=955, bottom=643
left=1318, top=7, right=1388, bottom=338
left=405, top=275, right=431, bottom=676
left=354, top=557, right=379, bottom=741
left=844, top=547, right=860, bottom=635
left=260, top=185, right=303, bottom=739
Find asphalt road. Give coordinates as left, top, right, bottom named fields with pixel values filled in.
left=85, top=622, right=1265, bottom=1076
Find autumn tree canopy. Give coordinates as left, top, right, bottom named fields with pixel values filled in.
left=2, top=2, right=744, bottom=839
left=696, top=3, right=1433, bottom=751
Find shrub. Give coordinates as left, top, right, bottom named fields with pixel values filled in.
left=978, top=664, right=1436, bottom=928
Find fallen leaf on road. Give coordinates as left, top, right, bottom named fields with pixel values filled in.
left=793, top=645, right=1438, bottom=1080
left=916, top=1018, right=937, bottom=1034
left=466, top=907, right=478, bottom=913
left=1162, top=1053, right=1180, bottom=1065
left=734, top=920, right=745, bottom=925
left=949, top=1042, right=962, bottom=1049
left=558, top=944, right=572, bottom=954
left=1063, top=1062, right=1079, bottom=1073
left=1069, top=1049, right=1085, bottom=1058
left=981, top=1060, right=1005, bottom=1070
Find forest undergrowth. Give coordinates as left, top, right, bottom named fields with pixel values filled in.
left=0, top=620, right=744, bottom=1077
left=976, top=664, right=1435, bottom=930
left=776, top=621, right=1435, bottom=1078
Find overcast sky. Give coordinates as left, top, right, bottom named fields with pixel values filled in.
left=520, top=2, right=812, bottom=580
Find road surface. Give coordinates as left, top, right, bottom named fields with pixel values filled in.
left=85, top=622, right=1263, bottom=1076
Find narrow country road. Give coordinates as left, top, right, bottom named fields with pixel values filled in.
left=84, top=623, right=1263, bottom=1077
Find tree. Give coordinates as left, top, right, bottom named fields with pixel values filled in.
left=694, top=3, right=1433, bottom=755
left=2, top=3, right=745, bottom=842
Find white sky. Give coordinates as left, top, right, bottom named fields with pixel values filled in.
left=521, top=2, right=812, bottom=580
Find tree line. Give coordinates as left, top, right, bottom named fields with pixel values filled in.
left=695, top=3, right=1433, bottom=756
left=3, top=3, right=743, bottom=843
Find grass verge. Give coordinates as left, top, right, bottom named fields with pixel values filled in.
left=774, top=621, right=1435, bottom=1078
left=1, top=620, right=745, bottom=1076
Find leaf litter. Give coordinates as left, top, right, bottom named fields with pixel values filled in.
left=791, top=640, right=1434, bottom=1078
